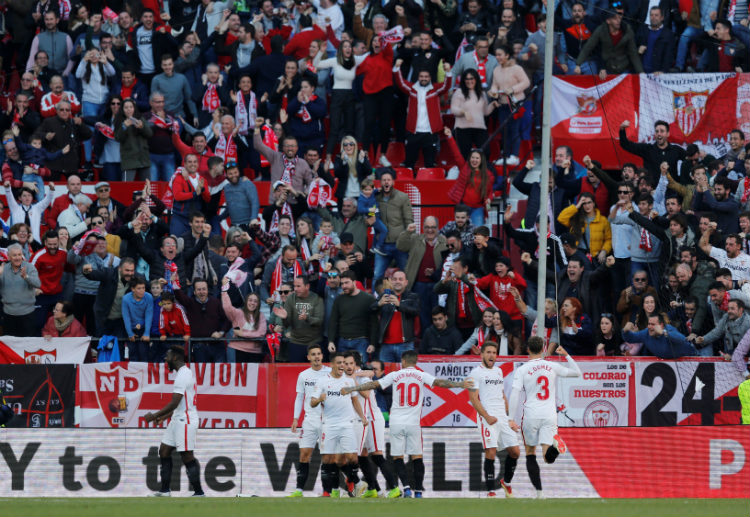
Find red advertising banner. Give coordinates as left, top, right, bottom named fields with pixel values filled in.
left=551, top=73, right=746, bottom=170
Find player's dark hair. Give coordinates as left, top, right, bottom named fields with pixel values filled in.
left=168, top=345, right=185, bottom=361
left=431, top=306, right=447, bottom=316
left=401, top=350, right=418, bottom=365
left=343, top=350, right=363, bottom=367
left=340, top=270, right=357, bottom=282
left=708, top=281, right=727, bottom=292
left=527, top=336, right=544, bottom=354
left=454, top=204, right=470, bottom=215
left=481, top=341, right=499, bottom=353
left=330, top=351, right=344, bottom=361
left=473, top=226, right=490, bottom=237
left=307, top=343, right=322, bottom=355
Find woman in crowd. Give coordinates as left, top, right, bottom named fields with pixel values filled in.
left=557, top=192, right=612, bottom=263
left=329, top=135, right=372, bottom=205
left=317, top=40, right=367, bottom=155
left=114, top=98, right=153, bottom=181
left=4, top=182, right=53, bottom=244
left=548, top=297, right=593, bottom=355
left=358, top=37, right=394, bottom=166
left=90, top=95, right=123, bottom=182
left=455, top=307, right=497, bottom=355
left=634, top=293, right=667, bottom=330
left=450, top=68, right=498, bottom=157
left=76, top=48, right=115, bottom=165
left=222, top=284, right=268, bottom=363
left=298, top=40, right=326, bottom=98
left=488, top=43, right=529, bottom=166
left=285, top=78, right=326, bottom=154
left=595, top=313, right=624, bottom=356
left=7, top=223, right=41, bottom=260
left=295, top=217, right=320, bottom=281
left=445, top=127, right=495, bottom=226
left=616, top=269, right=658, bottom=327
left=270, top=59, right=302, bottom=115
left=42, top=300, right=87, bottom=339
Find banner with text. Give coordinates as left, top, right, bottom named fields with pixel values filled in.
left=0, top=427, right=747, bottom=498
left=0, top=365, right=76, bottom=427
left=76, top=362, right=261, bottom=428
left=0, top=337, right=90, bottom=364
left=551, top=73, right=746, bottom=170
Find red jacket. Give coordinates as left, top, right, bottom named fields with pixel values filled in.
left=393, top=68, right=451, bottom=134
left=42, top=316, right=87, bottom=337
left=580, top=178, right=610, bottom=215
left=446, top=136, right=494, bottom=205
left=30, top=246, right=67, bottom=295
left=284, top=26, right=326, bottom=60
left=40, top=91, right=81, bottom=118
left=475, top=272, right=527, bottom=320
left=357, top=42, right=394, bottom=94
left=171, top=133, right=216, bottom=176
left=160, top=304, right=191, bottom=336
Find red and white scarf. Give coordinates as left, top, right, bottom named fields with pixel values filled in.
left=215, top=133, right=238, bottom=164
left=306, top=177, right=336, bottom=209
left=150, top=112, right=177, bottom=131
left=281, top=156, right=296, bottom=184
left=72, top=229, right=103, bottom=256
left=474, top=51, right=488, bottom=88
left=456, top=278, right=497, bottom=318
left=639, top=228, right=652, bottom=252
left=260, top=123, right=277, bottom=168
left=224, top=256, right=248, bottom=289
left=269, top=202, right=294, bottom=234
left=235, top=91, right=256, bottom=136
left=270, top=257, right=303, bottom=296
left=380, top=25, right=404, bottom=44
left=742, top=177, right=750, bottom=204
left=296, top=95, right=318, bottom=123
left=202, top=82, right=221, bottom=112
left=305, top=60, right=316, bottom=73
left=59, top=0, right=71, bottom=20
left=299, top=238, right=317, bottom=275
left=95, top=121, right=115, bottom=140
left=720, top=290, right=731, bottom=312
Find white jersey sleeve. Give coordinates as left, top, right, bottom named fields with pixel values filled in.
left=172, top=366, right=198, bottom=423
left=551, top=355, right=582, bottom=378
left=380, top=367, right=434, bottom=427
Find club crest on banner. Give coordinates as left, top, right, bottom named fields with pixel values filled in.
left=576, top=94, right=597, bottom=115
left=673, top=90, right=708, bottom=136
left=583, top=400, right=618, bottom=427
left=94, top=365, right=144, bottom=427
left=24, top=349, right=57, bottom=364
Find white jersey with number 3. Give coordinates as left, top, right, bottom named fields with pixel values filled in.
left=172, top=365, right=198, bottom=424
left=377, top=367, right=436, bottom=426
left=511, top=357, right=581, bottom=420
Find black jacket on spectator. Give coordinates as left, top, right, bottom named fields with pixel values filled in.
left=618, top=127, right=686, bottom=176
left=117, top=220, right=170, bottom=262
left=420, top=324, right=463, bottom=354
left=174, top=287, right=232, bottom=338
left=131, top=233, right=208, bottom=285
left=698, top=36, right=748, bottom=73
left=0, top=109, right=41, bottom=141
left=127, top=25, right=178, bottom=74
left=247, top=51, right=288, bottom=98
left=513, top=166, right=573, bottom=234
left=371, top=291, right=420, bottom=345
left=32, top=115, right=92, bottom=175
left=465, top=237, right=503, bottom=277
left=556, top=264, right=609, bottom=319
left=434, top=275, right=483, bottom=328
left=83, top=266, right=138, bottom=335
left=636, top=24, right=676, bottom=73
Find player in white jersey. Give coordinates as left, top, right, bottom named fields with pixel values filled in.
left=468, top=341, right=520, bottom=498
left=310, top=352, right=368, bottom=498
left=508, top=337, right=582, bottom=499
left=144, top=346, right=204, bottom=497
left=288, top=344, right=331, bottom=497
left=343, top=349, right=473, bottom=498
left=343, top=352, right=400, bottom=499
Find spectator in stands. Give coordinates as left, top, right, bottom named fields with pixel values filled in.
left=42, top=300, right=87, bottom=342
left=557, top=255, right=611, bottom=318
left=286, top=78, right=327, bottom=154
left=327, top=270, right=378, bottom=361
left=0, top=93, right=41, bottom=143
left=613, top=194, right=662, bottom=287
left=450, top=69, right=497, bottom=157
left=699, top=228, right=750, bottom=285
left=144, top=92, right=179, bottom=182
left=33, top=99, right=92, bottom=179
left=76, top=48, right=116, bottom=166
left=488, top=44, right=530, bottom=167
left=698, top=19, right=748, bottom=73
left=556, top=1, right=598, bottom=75
left=513, top=159, right=572, bottom=233
left=445, top=129, right=495, bottom=227
left=695, top=298, right=750, bottom=357
left=421, top=306, right=463, bottom=354
left=57, top=193, right=93, bottom=239
left=694, top=176, right=740, bottom=234
left=636, top=7, right=675, bottom=74
left=40, top=75, right=81, bottom=119
left=358, top=38, right=394, bottom=167
left=434, top=256, right=483, bottom=339
left=622, top=314, right=697, bottom=358
left=223, top=161, right=261, bottom=227
left=128, top=9, right=179, bottom=88
left=373, top=269, right=420, bottom=362
left=374, top=171, right=414, bottom=284
left=122, top=277, right=154, bottom=361
left=328, top=136, right=371, bottom=205
left=0, top=243, right=42, bottom=336
left=273, top=275, right=323, bottom=362
left=254, top=117, right=313, bottom=200
left=548, top=297, right=594, bottom=355
left=1, top=139, right=26, bottom=191
left=616, top=269, right=658, bottom=327
left=574, top=10, right=643, bottom=78
left=595, top=313, right=623, bottom=356
left=466, top=226, right=502, bottom=277
left=439, top=205, right=475, bottom=249
left=619, top=119, right=686, bottom=176
left=170, top=155, right=210, bottom=236
left=397, top=216, right=447, bottom=335
left=7, top=224, right=41, bottom=260
left=114, top=98, right=153, bottom=181
left=557, top=192, right=612, bottom=264
left=113, top=68, right=150, bottom=113
left=4, top=181, right=54, bottom=244
left=455, top=308, right=496, bottom=355
left=26, top=11, right=73, bottom=77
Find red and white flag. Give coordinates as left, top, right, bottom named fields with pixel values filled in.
left=0, top=337, right=90, bottom=364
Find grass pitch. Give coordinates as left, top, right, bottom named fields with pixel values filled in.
left=2, top=497, right=747, bottom=517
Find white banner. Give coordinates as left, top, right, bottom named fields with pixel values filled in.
left=417, top=360, right=630, bottom=428
left=0, top=337, right=90, bottom=364
left=77, top=362, right=259, bottom=428
left=0, top=428, right=597, bottom=498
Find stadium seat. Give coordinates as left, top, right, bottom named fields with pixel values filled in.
left=416, top=168, right=445, bottom=180
left=385, top=142, right=405, bottom=167
left=394, top=167, right=414, bottom=180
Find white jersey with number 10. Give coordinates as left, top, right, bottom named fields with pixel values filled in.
left=377, top=367, right=436, bottom=426
left=511, top=357, right=581, bottom=420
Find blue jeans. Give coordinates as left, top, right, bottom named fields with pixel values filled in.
left=469, top=206, right=485, bottom=227
left=412, top=281, right=436, bottom=338
left=170, top=212, right=191, bottom=237
left=379, top=342, right=414, bottom=363
left=192, top=341, right=227, bottom=363
left=676, top=26, right=703, bottom=69
left=497, top=104, right=520, bottom=158
left=149, top=153, right=175, bottom=182
left=337, top=337, right=370, bottom=363
left=372, top=217, right=387, bottom=250
left=100, top=163, right=121, bottom=182
left=695, top=343, right=714, bottom=357
left=81, top=101, right=102, bottom=162
left=373, top=242, right=408, bottom=285
left=566, top=57, right=598, bottom=76
left=22, top=173, right=45, bottom=201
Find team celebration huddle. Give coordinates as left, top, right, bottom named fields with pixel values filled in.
left=284, top=338, right=580, bottom=499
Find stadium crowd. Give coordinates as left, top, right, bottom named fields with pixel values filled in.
left=0, top=0, right=748, bottom=378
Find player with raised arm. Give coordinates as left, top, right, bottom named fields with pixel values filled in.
left=343, top=351, right=400, bottom=498
left=508, top=337, right=582, bottom=499
left=468, top=341, right=521, bottom=498
left=288, top=344, right=331, bottom=497
left=310, top=352, right=369, bottom=498
left=144, top=346, right=205, bottom=497
left=342, top=349, right=473, bottom=498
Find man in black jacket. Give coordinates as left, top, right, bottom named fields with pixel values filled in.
left=556, top=256, right=612, bottom=317
left=174, top=279, right=231, bottom=363
left=117, top=206, right=170, bottom=268
left=465, top=226, right=502, bottom=277
left=420, top=306, right=463, bottom=354
left=619, top=119, right=686, bottom=175
left=127, top=9, right=178, bottom=88
left=32, top=100, right=92, bottom=179
left=636, top=6, right=675, bottom=74
left=82, top=258, right=137, bottom=339
left=372, top=270, right=420, bottom=362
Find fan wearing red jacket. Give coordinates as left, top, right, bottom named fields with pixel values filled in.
left=392, top=59, right=452, bottom=169
left=39, top=76, right=81, bottom=118
left=157, top=292, right=191, bottom=361
left=169, top=154, right=211, bottom=236
left=475, top=256, right=526, bottom=325
left=30, top=229, right=69, bottom=329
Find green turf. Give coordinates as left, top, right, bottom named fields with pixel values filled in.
left=1, top=498, right=747, bottom=517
